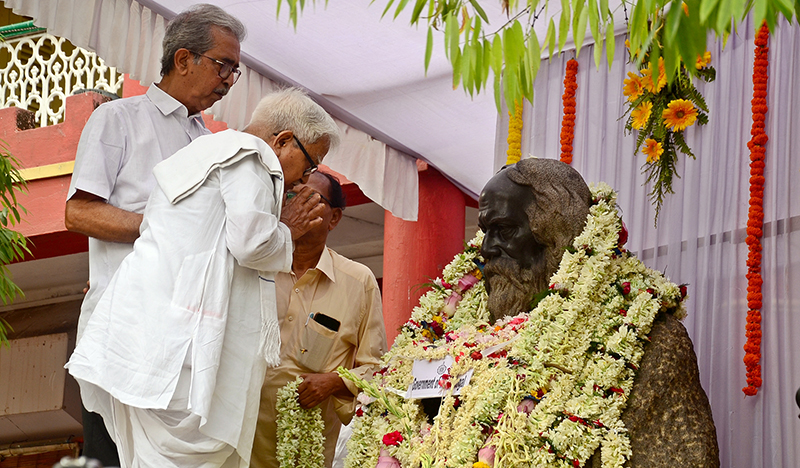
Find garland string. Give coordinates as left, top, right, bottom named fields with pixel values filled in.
left=560, top=58, right=579, bottom=165
left=505, top=101, right=523, bottom=165
left=743, top=21, right=770, bottom=397
left=276, top=377, right=326, bottom=467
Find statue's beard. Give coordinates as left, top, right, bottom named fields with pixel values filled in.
left=483, top=257, right=548, bottom=322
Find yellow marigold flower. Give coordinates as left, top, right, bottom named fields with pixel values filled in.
left=642, top=138, right=664, bottom=164
left=623, top=72, right=644, bottom=102
left=631, top=101, right=652, bottom=130
left=662, top=99, right=698, bottom=131
left=696, top=51, right=712, bottom=69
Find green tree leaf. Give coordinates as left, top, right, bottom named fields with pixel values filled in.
left=411, top=0, right=429, bottom=23
left=605, top=16, right=615, bottom=69
left=559, top=0, right=572, bottom=52
left=425, top=26, right=434, bottom=74
left=468, top=0, right=490, bottom=22
left=573, top=0, right=590, bottom=54
left=445, top=11, right=459, bottom=61
left=546, top=18, right=557, bottom=58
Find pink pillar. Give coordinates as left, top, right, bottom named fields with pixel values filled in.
left=382, top=167, right=466, bottom=345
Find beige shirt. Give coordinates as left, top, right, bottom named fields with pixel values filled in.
left=251, top=247, right=387, bottom=468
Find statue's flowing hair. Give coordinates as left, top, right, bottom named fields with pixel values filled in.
left=505, top=159, right=593, bottom=281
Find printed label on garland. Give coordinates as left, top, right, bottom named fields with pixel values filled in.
left=406, top=356, right=473, bottom=399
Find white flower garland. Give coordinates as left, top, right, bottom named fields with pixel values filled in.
left=340, top=183, right=688, bottom=468
left=275, top=377, right=326, bottom=468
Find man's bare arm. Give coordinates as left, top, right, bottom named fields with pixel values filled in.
left=64, top=190, right=143, bottom=243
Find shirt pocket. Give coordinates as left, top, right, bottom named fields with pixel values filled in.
left=298, top=317, right=337, bottom=373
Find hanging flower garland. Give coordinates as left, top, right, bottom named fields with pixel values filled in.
left=505, top=101, right=523, bottom=165
left=339, top=185, right=688, bottom=468
left=276, top=377, right=326, bottom=468
left=622, top=10, right=716, bottom=223
left=743, top=21, right=770, bottom=397
left=560, top=59, right=579, bottom=165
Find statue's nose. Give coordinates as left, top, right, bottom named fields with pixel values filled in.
left=480, top=234, right=501, bottom=260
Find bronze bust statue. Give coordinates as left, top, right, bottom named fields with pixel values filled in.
left=478, top=159, right=719, bottom=467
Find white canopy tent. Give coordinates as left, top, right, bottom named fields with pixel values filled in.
left=5, top=0, right=799, bottom=467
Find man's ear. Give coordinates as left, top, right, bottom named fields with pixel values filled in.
left=272, top=131, right=294, bottom=153
left=173, top=48, right=194, bottom=76
left=328, top=207, right=343, bottom=231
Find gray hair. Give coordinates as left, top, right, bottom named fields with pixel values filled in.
left=247, top=88, right=341, bottom=156
left=161, top=4, right=246, bottom=76
left=505, top=159, right=592, bottom=268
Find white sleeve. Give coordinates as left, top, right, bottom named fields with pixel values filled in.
left=219, top=154, right=292, bottom=273
left=67, top=104, right=125, bottom=201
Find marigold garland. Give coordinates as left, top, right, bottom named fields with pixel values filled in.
left=505, top=102, right=523, bottom=165
left=743, top=21, right=770, bottom=397
left=559, top=59, right=579, bottom=165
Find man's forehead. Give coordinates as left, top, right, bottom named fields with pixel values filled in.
left=299, top=173, right=332, bottom=197
left=207, top=26, right=241, bottom=63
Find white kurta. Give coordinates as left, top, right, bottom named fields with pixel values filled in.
left=67, top=129, right=293, bottom=466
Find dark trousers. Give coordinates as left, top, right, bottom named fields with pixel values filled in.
left=81, top=404, right=121, bottom=467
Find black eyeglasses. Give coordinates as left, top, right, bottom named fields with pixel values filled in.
left=315, top=191, right=334, bottom=207
left=293, top=135, right=318, bottom=177
left=287, top=190, right=335, bottom=208
left=190, top=51, right=241, bottom=84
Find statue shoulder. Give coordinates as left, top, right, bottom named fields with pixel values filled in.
left=620, top=312, right=720, bottom=468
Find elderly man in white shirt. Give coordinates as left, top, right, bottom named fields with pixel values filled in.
left=66, top=88, right=340, bottom=468
left=65, top=6, right=246, bottom=463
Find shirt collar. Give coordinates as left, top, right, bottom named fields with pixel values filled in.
left=146, top=84, right=205, bottom=123
left=315, top=247, right=336, bottom=283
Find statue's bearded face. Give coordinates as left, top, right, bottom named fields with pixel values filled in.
left=478, top=174, right=550, bottom=321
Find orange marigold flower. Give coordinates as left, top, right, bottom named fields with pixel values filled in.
left=696, top=51, right=712, bottom=69
left=656, top=58, right=667, bottom=91
left=662, top=99, right=698, bottom=131
left=642, top=138, right=664, bottom=163
left=623, top=72, right=644, bottom=101
left=640, top=67, right=655, bottom=93
left=639, top=60, right=667, bottom=93
left=631, top=101, right=652, bottom=129
left=682, top=2, right=689, bottom=15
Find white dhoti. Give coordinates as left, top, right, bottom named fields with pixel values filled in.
left=107, top=401, right=238, bottom=468
left=81, top=353, right=242, bottom=468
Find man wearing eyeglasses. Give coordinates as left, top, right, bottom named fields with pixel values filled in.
left=251, top=172, right=387, bottom=468
left=67, top=88, right=341, bottom=468
left=64, top=4, right=245, bottom=466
